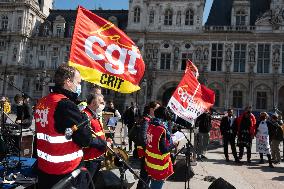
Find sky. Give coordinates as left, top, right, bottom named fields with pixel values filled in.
left=54, top=0, right=213, bottom=25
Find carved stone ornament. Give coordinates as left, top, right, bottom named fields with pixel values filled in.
left=248, top=48, right=256, bottom=63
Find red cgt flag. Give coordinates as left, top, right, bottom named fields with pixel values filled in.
left=167, top=61, right=215, bottom=122
left=69, top=6, right=145, bottom=93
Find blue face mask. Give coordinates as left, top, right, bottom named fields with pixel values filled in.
left=75, top=84, right=82, bottom=96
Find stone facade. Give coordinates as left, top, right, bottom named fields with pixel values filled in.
left=1, top=0, right=284, bottom=114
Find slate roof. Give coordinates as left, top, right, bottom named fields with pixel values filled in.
left=38, top=9, right=128, bottom=37
left=205, top=0, right=271, bottom=26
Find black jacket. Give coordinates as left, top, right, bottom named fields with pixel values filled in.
left=195, top=113, right=212, bottom=133
left=53, top=86, right=97, bottom=148
left=220, top=116, right=237, bottom=137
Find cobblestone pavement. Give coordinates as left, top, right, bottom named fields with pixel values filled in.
left=111, top=122, right=284, bottom=189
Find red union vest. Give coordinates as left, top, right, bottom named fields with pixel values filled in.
left=137, top=116, right=151, bottom=158
left=34, top=93, right=83, bottom=175
left=82, top=108, right=106, bottom=161
left=145, top=124, right=173, bottom=180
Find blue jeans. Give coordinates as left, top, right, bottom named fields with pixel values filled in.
left=150, top=179, right=164, bottom=189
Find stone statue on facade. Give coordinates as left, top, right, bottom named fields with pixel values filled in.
left=225, top=48, right=232, bottom=61
left=203, top=48, right=209, bottom=60
left=273, top=48, right=280, bottom=62
left=249, top=48, right=256, bottom=62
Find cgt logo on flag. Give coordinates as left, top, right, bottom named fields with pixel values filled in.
left=167, top=61, right=215, bottom=122
left=69, top=6, right=145, bottom=93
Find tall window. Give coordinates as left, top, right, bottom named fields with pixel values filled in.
left=17, top=17, right=22, bottom=30
left=181, top=53, right=192, bottom=70
left=1, top=15, right=8, bottom=30
left=0, top=55, right=3, bottom=65
left=38, top=60, right=45, bottom=69
left=214, top=90, right=220, bottom=107
left=185, top=9, right=194, bottom=25
left=0, top=40, right=5, bottom=51
left=211, top=43, right=223, bottom=71
left=164, top=9, right=173, bottom=25
left=236, top=10, right=246, bottom=26
left=256, top=91, right=267, bottom=109
left=160, top=53, right=171, bottom=70
left=51, top=57, right=58, bottom=69
left=134, top=7, right=140, bottom=23
left=257, top=44, right=270, bottom=73
left=149, top=10, right=154, bottom=24
left=233, top=90, right=243, bottom=108
left=234, top=44, right=246, bottom=72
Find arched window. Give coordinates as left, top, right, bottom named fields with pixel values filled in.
left=214, top=90, right=220, bottom=107
left=1, top=15, right=8, bottom=30
left=164, top=9, right=173, bottom=25
left=185, top=9, right=194, bottom=25
left=134, top=7, right=140, bottom=23
left=236, top=10, right=246, bottom=26
left=149, top=10, right=154, bottom=24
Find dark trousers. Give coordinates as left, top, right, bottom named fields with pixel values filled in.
left=223, top=135, right=238, bottom=160
left=84, top=160, right=101, bottom=188
left=136, top=157, right=150, bottom=189
left=259, top=153, right=273, bottom=165
left=239, top=146, right=251, bottom=161
left=37, top=167, right=87, bottom=189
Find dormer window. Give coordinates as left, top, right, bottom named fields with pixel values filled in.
left=164, top=9, right=173, bottom=26
left=56, top=26, right=62, bottom=37
left=134, top=7, right=141, bottom=23
left=43, top=25, right=49, bottom=36
left=236, top=10, right=246, bottom=26
left=185, top=9, right=194, bottom=26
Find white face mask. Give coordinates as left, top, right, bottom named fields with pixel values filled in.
left=96, top=104, right=105, bottom=114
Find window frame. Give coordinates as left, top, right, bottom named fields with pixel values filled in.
left=211, top=43, right=223, bottom=72
left=160, top=52, right=171, bottom=70
left=134, top=7, right=141, bottom=23
left=232, top=90, right=243, bottom=108
left=164, top=9, right=173, bottom=26
left=233, top=44, right=246, bottom=72
left=185, top=9, right=194, bottom=26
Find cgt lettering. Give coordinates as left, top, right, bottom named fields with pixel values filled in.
left=100, top=74, right=124, bottom=90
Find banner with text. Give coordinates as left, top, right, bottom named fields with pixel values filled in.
left=167, top=61, right=215, bottom=122
left=69, top=6, right=145, bottom=93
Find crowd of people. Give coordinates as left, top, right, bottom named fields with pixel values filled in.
left=219, top=106, right=284, bottom=168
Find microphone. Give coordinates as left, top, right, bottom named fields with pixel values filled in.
left=51, top=168, right=85, bottom=189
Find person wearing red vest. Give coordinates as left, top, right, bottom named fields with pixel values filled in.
left=136, top=101, right=160, bottom=189
left=236, top=106, right=256, bottom=163
left=82, top=93, right=109, bottom=186
left=34, top=65, right=93, bottom=189
left=145, top=106, right=175, bottom=189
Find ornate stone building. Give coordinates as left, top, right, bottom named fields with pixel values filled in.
left=1, top=0, right=284, bottom=114
left=128, top=0, right=284, bottom=114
